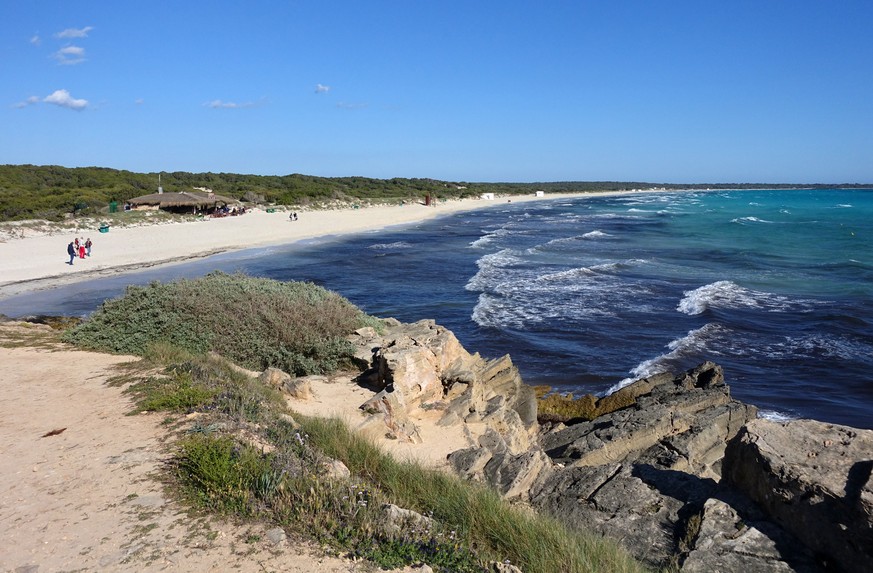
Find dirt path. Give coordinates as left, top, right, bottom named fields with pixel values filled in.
left=0, top=324, right=378, bottom=573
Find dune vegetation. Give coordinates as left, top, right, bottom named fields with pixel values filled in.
left=65, top=272, right=644, bottom=572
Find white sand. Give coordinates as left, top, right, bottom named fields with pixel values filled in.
left=0, top=324, right=372, bottom=572
left=0, top=193, right=606, bottom=298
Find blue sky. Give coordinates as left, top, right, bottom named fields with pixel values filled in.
left=3, top=1, right=872, bottom=183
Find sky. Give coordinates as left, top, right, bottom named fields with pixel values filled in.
left=2, top=1, right=873, bottom=183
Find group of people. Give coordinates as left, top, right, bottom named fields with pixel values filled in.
left=289, top=212, right=298, bottom=221
left=66, top=237, right=92, bottom=265
left=211, top=205, right=247, bottom=218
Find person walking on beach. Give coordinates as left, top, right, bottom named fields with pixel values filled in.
left=78, top=239, right=86, bottom=259
left=85, top=238, right=92, bottom=257
left=67, top=241, right=75, bottom=265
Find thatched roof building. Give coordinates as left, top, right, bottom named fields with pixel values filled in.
left=127, top=190, right=238, bottom=211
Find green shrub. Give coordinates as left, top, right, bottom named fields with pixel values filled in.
left=136, top=371, right=216, bottom=413
left=64, top=272, right=379, bottom=375
left=176, top=434, right=275, bottom=515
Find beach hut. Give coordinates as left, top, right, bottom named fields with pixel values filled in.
left=127, top=190, right=238, bottom=214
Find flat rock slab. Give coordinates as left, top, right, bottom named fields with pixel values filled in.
left=723, top=418, right=873, bottom=573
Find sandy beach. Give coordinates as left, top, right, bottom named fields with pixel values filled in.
left=0, top=193, right=601, bottom=299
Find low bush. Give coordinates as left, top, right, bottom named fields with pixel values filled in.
left=64, top=272, right=381, bottom=375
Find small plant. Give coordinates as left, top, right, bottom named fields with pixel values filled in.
left=126, top=372, right=217, bottom=414
left=175, top=434, right=275, bottom=516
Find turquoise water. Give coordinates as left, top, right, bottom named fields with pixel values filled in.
left=2, top=188, right=871, bottom=427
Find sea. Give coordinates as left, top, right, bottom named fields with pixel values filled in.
left=2, top=188, right=871, bottom=429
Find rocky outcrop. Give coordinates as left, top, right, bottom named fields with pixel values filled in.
left=448, top=359, right=854, bottom=571
left=342, top=320, right=872, bottom=572
left=540, top=362, right=755, bottom=478
left=349, top=319, right=537, bottom=452
left=723, top=419, right=873, bottom=573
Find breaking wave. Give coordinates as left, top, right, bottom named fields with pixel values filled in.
left=676, top=281, right=799, bottom=315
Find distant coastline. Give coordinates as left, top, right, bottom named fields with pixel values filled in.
left=0, top=191, right=631, bottom=299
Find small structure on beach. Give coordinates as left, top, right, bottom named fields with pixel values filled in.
left=535, top=191, right=545, bottom=197
left=127, top=190, right=239, bottom=214
left=480, top=193, right=495, bottom=200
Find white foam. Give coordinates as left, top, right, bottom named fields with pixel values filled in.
left=757, top=410, right=796, bottom=423
left=537, top=267, right=597, bottom=282
left=368, top=241, right=413, bottom=250
left=469, top=227, right=515, bottom=248
left=582, top=230, right=609, bottom=238
left=677, top=281, right=757, bottom=315
left=731, top=216, right=773, bottom=224
left=836, top=204, right=853, bottom=208
left=465, top=249, right=525, bottom=291
left=606, top=323, right=726, bottom=394
left=677, top=281, right=798, bottom=315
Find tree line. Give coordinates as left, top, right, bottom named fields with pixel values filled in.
left=0, top=164, right=868, bottom=221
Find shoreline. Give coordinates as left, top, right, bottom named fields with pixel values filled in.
left=0, top=191, right=638, bottom=300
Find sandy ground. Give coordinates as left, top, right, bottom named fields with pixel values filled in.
left=0, top=322, right=473, bottom=572
left=0, top=192, right=615, bottom=298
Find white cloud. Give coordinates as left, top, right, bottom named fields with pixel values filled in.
left=53, top=45, right=86, bottom=65
left=30, top=35, right=41, bottom=46
left=13, top=96, right=41, bottom=109
left=315, top=83, right=331, bottom=94
left=134, top=98, right=145, bottom=105
left=43, top=89, right=88, bottom=110
left=204, top=99, right=261, bottom=109
left=56, top=26, right=93, bottom=39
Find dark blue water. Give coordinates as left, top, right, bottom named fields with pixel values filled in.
left=2, top=189, right=871, bottom=428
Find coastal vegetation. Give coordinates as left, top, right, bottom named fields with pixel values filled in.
left=64, top=272, right=382, bottom=375
left=2, top=163, right=862, bottom=221
left=62, top=273, right=643, bottom=572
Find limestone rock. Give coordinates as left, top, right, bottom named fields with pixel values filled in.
left=359, top=389, right=421, bottom=443
left=381, top=503, right=435, bottom=537
left=481, top=449, right=551, bottom=501
left=526, top=363, right=757, bottom=569
left=723, top=418, right=873, bottom=573
left=541, top=363, right=754, bottom=474
left=259, top=367, right=291, bottom=388
left=283, top=376, right=318, bottom=400
left=265, top=527, right=287, bottom=546
left=321, top=458, right=351, bottom=480
left=350, top=320, right=538, bottom=453
left=681, top=495, right=823, bottom=573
